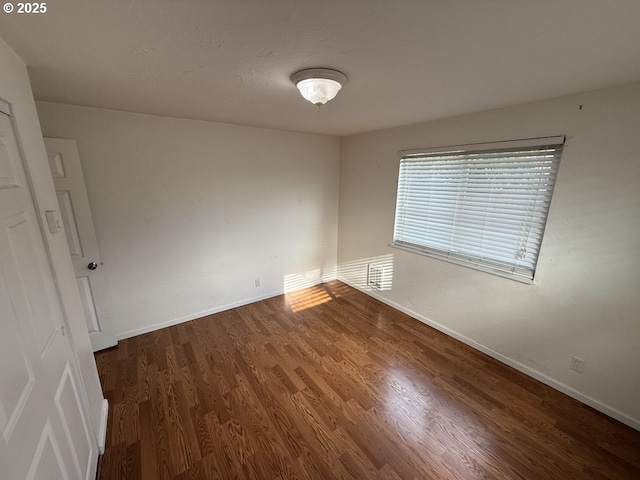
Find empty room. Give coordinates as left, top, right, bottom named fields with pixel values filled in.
left=0, top=1, right=639, bottom=479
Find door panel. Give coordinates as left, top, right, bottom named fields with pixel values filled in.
left=44, top=137, right=116, bottom=352
left=0, top=133, right=20, bottom=188
left=47, top=150, right=66, bottom=179
left=0, top=105, right=97, bottom=479
left=0, top=260, right=36, bottom=441
left=56, top=190, right=83, bottom=257
left=3, top=212, right=61, bottom=355
left=76, top=276, right=100, bottom=333
left=25, top=422, right=70, bottom=480
left=54, top=364, right=94, bottom=480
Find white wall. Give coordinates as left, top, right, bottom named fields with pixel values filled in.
left=338, top=83, right=640, bottom=429
left=36, top=102, right=340, bottom=339
left=0, top=39, right=105, bottom=441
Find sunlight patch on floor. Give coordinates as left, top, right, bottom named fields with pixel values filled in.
left=283, top=271, right=334, bottom=312
left=284, top=284, right=333, bottom=312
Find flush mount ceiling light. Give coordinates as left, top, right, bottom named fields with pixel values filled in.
left=291, top=68, right=347, bottom=108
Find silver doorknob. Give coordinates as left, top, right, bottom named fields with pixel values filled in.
left=87, top=262, right=98, bottom=270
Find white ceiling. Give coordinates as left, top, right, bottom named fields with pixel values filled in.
left=1, top=0, right=639, bottom=136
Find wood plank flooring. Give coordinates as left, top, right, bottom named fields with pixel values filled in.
left=95, top=281, right=640, bottom=479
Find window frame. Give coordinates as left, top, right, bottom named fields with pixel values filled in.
left=391, top=136, right=565, bottom=283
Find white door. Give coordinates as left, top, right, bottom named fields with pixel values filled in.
left=0, top=104, right=98, bottom=478
left=44, top=137, right=116, bottom=352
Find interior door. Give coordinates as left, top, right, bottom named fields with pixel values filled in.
left=44, top=137, right=116, bottom=352
left=0, top=104, right=98, bottom=478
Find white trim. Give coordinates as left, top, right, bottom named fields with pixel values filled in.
left=338, top=275, right=640, bottom=432
left=117, top=290, right=282, bottom=340
left=97, top=399, right=108, bottom=454
left=86, top=441, right=98, bottom=480
left=398, top=135, right=566, bottom=157
left=116, top=282, right=324, bottom=341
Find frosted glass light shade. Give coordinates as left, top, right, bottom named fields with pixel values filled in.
left=291, top=68, right=347, bottom=106
left=296, top=78, right=342, bottom=105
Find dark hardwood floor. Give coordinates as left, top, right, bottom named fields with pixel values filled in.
left=95, top=281, right=640, bottom=479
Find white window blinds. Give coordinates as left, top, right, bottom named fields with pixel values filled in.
left=392, top=136, right=564, bottom=283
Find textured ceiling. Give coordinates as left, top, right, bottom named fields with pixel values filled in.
left=1, top=0, right=639, bottom=136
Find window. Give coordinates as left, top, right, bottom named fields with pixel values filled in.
left=392, top=136, right=564, bottom=283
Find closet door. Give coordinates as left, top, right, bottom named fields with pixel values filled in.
left=0, top=104, right=98, bottom=479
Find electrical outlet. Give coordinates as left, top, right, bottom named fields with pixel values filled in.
left=254, top=278, right=261, bottom=288
left=570, top=356, right=585, bottom=373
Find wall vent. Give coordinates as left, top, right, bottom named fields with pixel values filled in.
left=367, top=264, right=383, bottom=289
